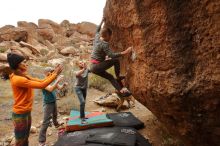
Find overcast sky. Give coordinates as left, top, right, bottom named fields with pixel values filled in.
left=0, top=0, right=106, bottom=27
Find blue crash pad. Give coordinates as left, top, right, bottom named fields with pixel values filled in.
left=66, top=110, right=113, bottom=131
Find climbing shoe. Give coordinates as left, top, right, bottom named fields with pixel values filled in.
left=81, top=118, right=88, bottom=124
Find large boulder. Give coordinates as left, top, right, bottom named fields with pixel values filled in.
left=60, top=20, right=71, bottom=28
left=0, top=41, right=21, bottom=53
left=38, top=19, right=64, bottom=34
left=65, top=24, right=78, bottom=37
left=47, top=58, right=66, bottom=66
left=93, top=93, right=120, bottom=107
left=17, top=21, right=38, bottom=44
left=10, top=46, right=36, bottom=60
left=0, top=25, right=28, bottom=42
left=104, top=0, right=220, bottom=146
left=0, top=53, right=7, bottom=62
left=37, top=19, right=65, bottom=43
left=53, top=34, right=72, bottom=47
left=75, top=22, right=97, bottom=37
left=19, top=41, right=41, bottom=56
left=44, top=40, right=55, bottom=50
left=37, top=25, right=55, bottom=43
left=60, top=46, right=77, bottom=56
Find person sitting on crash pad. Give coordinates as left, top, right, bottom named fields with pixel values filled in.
left=90, top=17, right=132, bottom=97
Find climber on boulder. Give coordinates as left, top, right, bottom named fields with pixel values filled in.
left=90, top=17, right=132, bottom=97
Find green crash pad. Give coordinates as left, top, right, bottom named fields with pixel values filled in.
left=66, top=110, right=113, bottom=131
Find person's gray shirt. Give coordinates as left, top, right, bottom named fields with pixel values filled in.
left=91, top=25, right=122, bottom=62
left=75, top=69, right=89, bottom=89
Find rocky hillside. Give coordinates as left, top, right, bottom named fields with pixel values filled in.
left=104, top=0, right=220, bottom=146
left=0, top=19, right=96, bottom=76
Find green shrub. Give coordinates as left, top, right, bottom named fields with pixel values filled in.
left=0, top=47, right=8, bottom=53
left=40, top=62, right=50, bottom=67
left=40, top=49, right=49, bottom=56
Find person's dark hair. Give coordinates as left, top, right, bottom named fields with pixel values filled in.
left=101, top=27, right=112, bottom=38
left=7, top=53, right=25, bottom=70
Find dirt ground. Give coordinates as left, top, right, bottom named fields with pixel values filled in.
left=0, top=79, right=178, bottom=146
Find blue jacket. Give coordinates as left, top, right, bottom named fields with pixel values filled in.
left=42, top=89, right=56, bottom=104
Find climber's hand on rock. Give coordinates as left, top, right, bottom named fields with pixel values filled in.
left=121, top=46, right=133, bottom=55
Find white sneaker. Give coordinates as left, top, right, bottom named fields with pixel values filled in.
left=81, top=119, right=88, bottom=124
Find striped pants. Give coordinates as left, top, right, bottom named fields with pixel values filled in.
left=12, top=112, right=31, bottom=146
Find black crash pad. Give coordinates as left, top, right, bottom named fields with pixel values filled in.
left=136, top=132, right=152, bottom=146
left=54, top=127, right=136, bottom=146
left=107, top=112, right=144, bottom=129
left=86, top=127, right=137, bottom=146
left=54, top=130, right=110, bottom=146
left=54, top=127, right=152, bottom=146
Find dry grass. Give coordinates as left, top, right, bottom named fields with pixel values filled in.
left=39, top=49, right=49, bottom=56
left=58, top=93, right=79, bottom=112
left=0, top=47, right=8, bottom=53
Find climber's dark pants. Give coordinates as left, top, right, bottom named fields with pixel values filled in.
left=90, top=59, right=122, bottom=91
